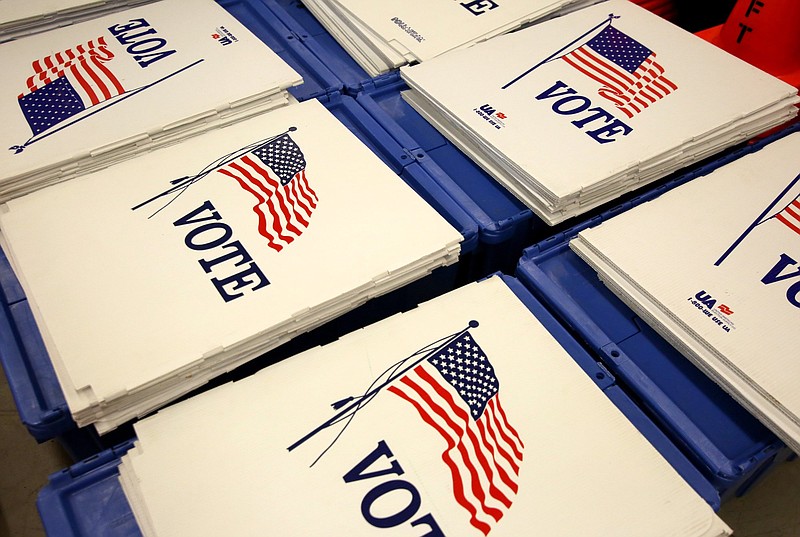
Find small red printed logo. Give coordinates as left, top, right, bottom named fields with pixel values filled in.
left=211, top=26, right=237, bottom=46
left=473, top=103, right=507, bottom=129
left=718, top=304, right=734, bottom=316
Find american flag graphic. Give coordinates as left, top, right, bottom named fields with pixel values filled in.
left=774, top=197, right=800, bottom=235
left=216, top=133, right=318, bottom=252
left=17, top=36, right=125, bottom=136
left=387, top=331, right=524, bottom=536
left=562, top=24, right=676, bottom=118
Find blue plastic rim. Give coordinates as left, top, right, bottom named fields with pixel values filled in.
left=261, top=0, right=370, bottom=90
left=215, top=0, right=345, bottom=100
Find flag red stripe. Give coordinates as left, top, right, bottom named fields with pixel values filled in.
left=91, top=51, right=125, bottom=96
left=270, top=187, right=305, bottom=236
left=282, top=181, right=310, bottom=227
left=783, top=203, right=800, bottom=225
left=288, top=176, right=313, bottom=219
left=296, top=170, right=318, bottom=206
left=776, top=214, right=800, bottom=234
left=475, top=418, right=520, bottom=492
left=242, top=155, right=303, bottom=236
left=575, top=47, right=636, bottom=91
left=566, top=56, right=638, bottom=119
left=388, top=382, right=494, bottom=536
left=69, top=61, right=100, bottom=105
left=215, top=168, right=284, bottom=252
left=596, top=86, right=633, bottom=107
left=482, top=414, right=521, bottom=474
left=241, top=157, right=304, bottom=236
left=490, top=398, right=525, bottom=455
left=297, top=170, right=319, bottom=210
left=407, top=371, right=503, bottom=516
left=649, top=76, right=674, bottom=97
left=412, top=368, right=511, bottom=514
left=81, top=56, right=113, bottom=102
left=486, top=401, right=522, bottom=475
left=632, top=94, right=651, bottom=110
left=643, top=57, right=677, bottom=91
left=298, top=173, right=318, bottom=211
left=226, top=161, right=295, bottom=247
left=563, top=54, right=630, bottom=98
left=778, top=202, right=800, bottom=234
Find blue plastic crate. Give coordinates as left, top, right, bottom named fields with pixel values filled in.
left=38, top=441, right=141, bottom=537
left=0, top=93, right=479, bottom=460
left=0, top=246, right=25, bottom=305
left=260, top=0, right=370, bottom=91
left=216, top=0, right=345, bottom=100
left=35, top=274, right=721, bottom=537
left=515, top=125, right=800, bottom=499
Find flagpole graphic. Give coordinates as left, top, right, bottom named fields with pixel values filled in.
left=715, top=171, right=800, bottom=266
left=502, top=13, right=618, bottom=90
left=131, top=127, right=297, bottom=215
left=287, top=321, right=481, bottom=456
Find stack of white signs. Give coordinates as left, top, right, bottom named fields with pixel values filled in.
left=570, top=131, right=800, bottom=454
left=299, top=0, right=602, bottom=77
left=117, top=275, right=731, bottom=537
left=0, top=0, right=303, bottom=203
left=0, top=0, right=156, bottom=43
left=400, top=0, right=800, bottom=225
left=0, top=98, right=463, bottom=434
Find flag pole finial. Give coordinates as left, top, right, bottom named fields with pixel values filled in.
left=469, top=320, right=479, bottom=328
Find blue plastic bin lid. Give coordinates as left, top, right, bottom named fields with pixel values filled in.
left=515, top=124, right=800, bottom=495
left=0, top=298, right=71, bottom=442
left=0, top=245, right=25, bottom=305
left=217, top=0, right=345, bottom=100
left=263, top=0, right=370, bottom=90
left=38, top=441, right=142, bottom=537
